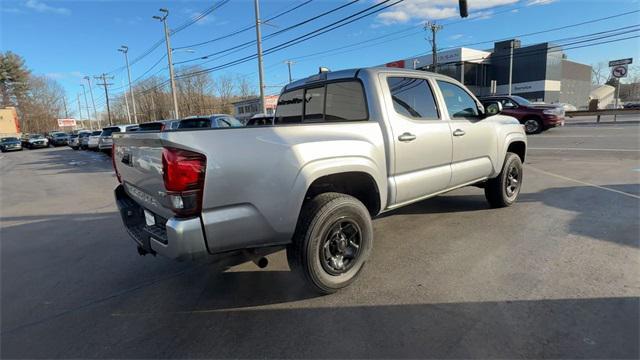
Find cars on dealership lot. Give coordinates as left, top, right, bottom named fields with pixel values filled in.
left=98, top=125, right=138, bottom=153
left=78, top=131, right=96, bottom=150
left=177, top=114, right=243, bottom=129
left=246, top=113, right=273, bottom=126
left=48, top=132, right=70, bottom=147
left=86, top=131, right=102, bottom=150
left=623, top=102, right=640, bottom=110
left=0, top=136, right=23, bottom=152
left=135, top=120, right=178, bottom=132
left=113, top=67, right=527, bottom=294
left=478, top=95, right=564, bottom=134
left=22, top=134, right=49, bottom=149
left=69, top=130, right=91, bottom=150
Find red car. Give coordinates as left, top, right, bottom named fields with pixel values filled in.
left=479, top=95, right=564, bottom=134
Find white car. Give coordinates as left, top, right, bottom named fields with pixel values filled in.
left=87, top=132, right=101, bottom=150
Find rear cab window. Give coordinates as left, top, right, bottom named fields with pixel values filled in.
left=275, top=80, right=368, bottom=124
left=101, top=127, right=121, bottom=136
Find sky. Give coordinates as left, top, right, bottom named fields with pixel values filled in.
left=1, top=0, right=639, bottom=114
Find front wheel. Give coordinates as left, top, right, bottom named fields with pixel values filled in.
left=485, top=152, right=523, bottom=208
left=287, top=192, right=373, bottom=294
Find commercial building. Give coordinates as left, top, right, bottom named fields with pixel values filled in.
left=386, top=38, right=592, bottom=108
left=0, top=107, right=21, bottom=136
left=233, top=95, right=279, bottom=122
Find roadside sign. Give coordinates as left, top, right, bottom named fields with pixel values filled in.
left=612, top=65, right=628, bottom=78
left=385, top=60, right=405, bottom=68
left=57, top=118, right=77, bottom=127
left=609, top=58, right=633, bottom=67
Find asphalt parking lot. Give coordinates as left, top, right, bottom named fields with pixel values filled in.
left=1, top=121, right=639, bottom=358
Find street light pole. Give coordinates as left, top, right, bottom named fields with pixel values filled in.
left=84, top=76, right=98, bottom=129
left=254, top=0, right=267, bottom=114
left=80, top=84, right=93, bottom=130
left=118, top=45, right=137, bottom=123
left=154, top=9, right=179, bottom=119
left=508, top=40, right=514, bottom=96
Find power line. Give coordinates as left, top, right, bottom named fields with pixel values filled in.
left=174, top=0, right=363, bottom=65
left=171, top=0, right=231, bottom=35
left=174, top=0, right=315, bottom=50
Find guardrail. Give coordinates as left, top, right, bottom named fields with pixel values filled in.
left=566, top=109, right=640, bottom=123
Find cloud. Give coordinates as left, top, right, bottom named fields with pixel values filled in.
left=375, top=0, right=517, bottom=25
left=45, top=71, right=83, bottom=80
left=448, top=34, right=464, bottom=40
left=527, top=0, right=557, bottom=5
left=24, top=0, right=71, bottom=15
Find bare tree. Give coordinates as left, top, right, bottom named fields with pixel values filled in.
left=236, top=75, right=255, bottom=99
left=591, top=62, right=609, bottom=86
left=20, top=75, right=66, bottom=133
left=215, top=74, right=235, bottom=114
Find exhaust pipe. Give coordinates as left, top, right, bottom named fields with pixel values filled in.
left=252, top=256, right=269, bottom=269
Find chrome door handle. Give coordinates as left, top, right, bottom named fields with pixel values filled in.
left=453, top=129, right=466, bottom=137
left=398, top=132, right=417, bottom=142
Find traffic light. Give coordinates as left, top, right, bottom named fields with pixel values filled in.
left=459, top=0, right=468, bottom=18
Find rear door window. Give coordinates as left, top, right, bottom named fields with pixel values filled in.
left=387, top=77, right=439, bottom=120
left=275, top=81, right=367, bottom=124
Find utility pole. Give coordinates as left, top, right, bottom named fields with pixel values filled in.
left=62, top=96, right=69, bottom=118
left=119, top=45, right=137, bottom=123
left=285, top=60, right=294, bottom=83
left=508, top=40, right=514, bottom=96
left=84, top=76, right=98, bottom=129
left=95, top=73, right=114, bottom=126
left=154, top=9, right=179, bottom=119
left=77, top=94, right=84, bottom=125
left=425, top=21, right=443, bottom=73
left=254, top=0, right=267, bottom=114
left=80, top=84, right=93, bottom=130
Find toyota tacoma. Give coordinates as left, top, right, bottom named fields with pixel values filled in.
left=113, top=67, right=527, bottom=294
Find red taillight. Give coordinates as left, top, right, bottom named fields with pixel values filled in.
left=162, top=147, right=206, bottom=217
left=112, top=143, right=121, bottom=183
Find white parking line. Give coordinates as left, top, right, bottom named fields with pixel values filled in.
left=529, top=147, right=639, bottom=152
left=528, top=166, right=640, bottom=200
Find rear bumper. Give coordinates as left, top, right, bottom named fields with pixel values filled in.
left=99, top=142, right=113, bottom=150
left=114, top=184, right=209, bottom=261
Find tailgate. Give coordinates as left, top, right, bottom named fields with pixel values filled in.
left=113, top=133, right=173, bottom=219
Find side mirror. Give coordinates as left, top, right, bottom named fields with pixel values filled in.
left=484, top=101, right=503, bottom=117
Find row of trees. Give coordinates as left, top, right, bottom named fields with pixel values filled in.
left=1, top=51, right=67, bottom=133
left=0, top=51, right=258, bottom=133
left=107, top=67, right=256, bottom=124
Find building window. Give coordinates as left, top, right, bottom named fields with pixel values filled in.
left=387, top=77, right=439, bottom=120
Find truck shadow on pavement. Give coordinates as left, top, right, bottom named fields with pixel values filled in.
left=19, top=147, right=114, bottom=175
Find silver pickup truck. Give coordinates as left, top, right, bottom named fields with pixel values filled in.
left=113, top=67, right=527, bottom=293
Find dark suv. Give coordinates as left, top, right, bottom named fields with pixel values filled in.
left=478, top=95, right=564, bottom=134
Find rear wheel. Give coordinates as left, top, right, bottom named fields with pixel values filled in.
left=287, top=192, right=373, bottom=294
left=523, top=117, right=543, bottom=134
left=485, top=152, right=523, bottom=208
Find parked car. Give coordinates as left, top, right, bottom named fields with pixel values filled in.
left=478, top=95, right=564, bottom=134
left=49, top=132, right=70, bottom=146
left=113, top=67, right=527, bottom=294
left=624, top=102, right=640, bottom=110
left=135, top=120, right=178, bottom=132
left=69, top=130, right=90, bottom=150
left=98, top=125, right=138, bottom=153
left=177, top=115, right=243, bottom=129
left=246, top=113, right=273, bottom=126
left=86, top=131, right=102, bottom=150
left=24, top=134, right=48, bottom=149
left=0, top=136, right=22, bottom=152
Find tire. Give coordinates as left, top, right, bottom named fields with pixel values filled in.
left=523, top=117, right=543, bottom=134
left=287, top=192, right=373, bottom=294
left=485, top=152, right=523, bottom=208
